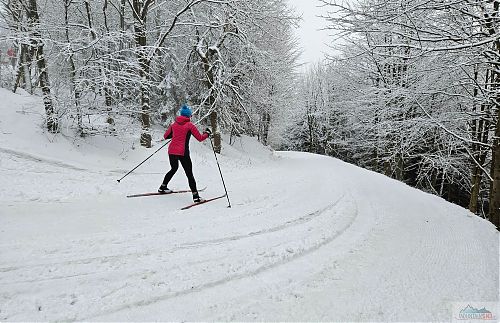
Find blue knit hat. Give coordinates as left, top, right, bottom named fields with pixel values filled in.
left=180, top=104, right=192, bottom=117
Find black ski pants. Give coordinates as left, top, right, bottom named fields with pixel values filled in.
left=162, top=154, right=198, bottom=192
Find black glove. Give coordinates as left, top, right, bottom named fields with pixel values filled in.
left=204, top=128, right=212, bottom=136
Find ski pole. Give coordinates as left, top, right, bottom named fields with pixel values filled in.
left=117, top=139, right=171, bottom=183
left=209, top=137, right=231, bottom=208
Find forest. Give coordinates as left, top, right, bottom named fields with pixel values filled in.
left=1, top=0, right=499, bottom=230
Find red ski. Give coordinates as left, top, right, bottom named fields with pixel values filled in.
left=180, top=194, right=227, bottom=210
left=127, top=187, right=206, bottom=198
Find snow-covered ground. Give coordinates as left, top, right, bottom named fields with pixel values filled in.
left=0, top=89, right=498, bottom=321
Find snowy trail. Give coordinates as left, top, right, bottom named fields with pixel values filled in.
left=222, top=155, right=498, bottom=321
left=0, top=148, right=498, bottom=321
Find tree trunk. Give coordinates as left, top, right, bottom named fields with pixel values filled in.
left=13, top=43, right=33, bottom=94
left=138, top=52, right=152, bottom=148
left=27, top=0, right=58, bottom=133
left=488, top=67, right=500, bottom=230
left=13, top=45, right=25, bottom=93
left=23, top=47, right=33, bottom=94
left=197, top=50, right=222, bottom=154
left=488, top=118, right=500, bottom=229
left=102, top=0, right=113, bottom=116
left=64, top=0, right=82, bottom=135
left=68, top=53, right=82, bottom=134
left=470, top=166, right=482, bottom=214
left=116, top=0, right=126, bottom=104
left=210, top=111, right=221, bottom=153
left=260, top=111, right=271, bottom=146
left=469, top=68, right=490, bottom=214
left=469, top=66, right=481, bottom=213
left=133, top=0, right=152, bottom=148
left=306, top=105, right=315, bottom=153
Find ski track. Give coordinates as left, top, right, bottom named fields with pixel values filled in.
left=78, top=197, right=359, bottom=321
left=0, top=147, right=89, bottom=172
left=0, top=149, right=107, bottom=203
left=0, top=193, right=345, bottom=277
left=1, top=195, right=357, bottom=321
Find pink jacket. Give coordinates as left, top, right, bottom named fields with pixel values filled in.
left=164, top=116, right=209, bottom=156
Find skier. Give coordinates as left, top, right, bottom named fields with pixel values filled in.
left=159, top=104, right=211, bottom=202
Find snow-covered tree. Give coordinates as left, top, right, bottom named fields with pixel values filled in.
left=0, top=0, right=300, bottom=151
left=318, top=0, right=500, bottom=228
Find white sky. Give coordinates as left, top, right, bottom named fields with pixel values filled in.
left=287, top=0, right=332, bottom=68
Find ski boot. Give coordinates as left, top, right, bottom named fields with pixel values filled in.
left=158, top=184, right=172, bottom=194
left=192, top=191, right=205, bottom=203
